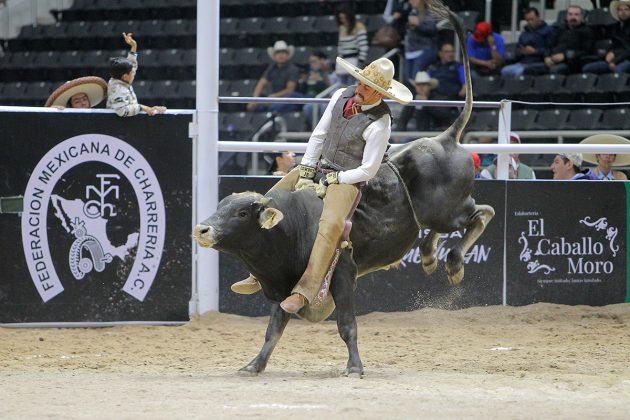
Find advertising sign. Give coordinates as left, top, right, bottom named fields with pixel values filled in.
left=506, top=182, right=627, bottom=306
left=0, top=112, right=192, bottom=323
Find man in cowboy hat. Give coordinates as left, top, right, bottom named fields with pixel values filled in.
left=397, top=71, right=449, bottom=131
left=232, top=57, right=412, bottom=313
left=582, top=0, right=630, bottom=74
left=45, top=76, right=108, bottom=109
left=246, top=40, right=302, bottom=113
left=580, top=134, right=630, bottom=180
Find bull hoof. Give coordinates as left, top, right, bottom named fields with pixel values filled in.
left=447, top=269, right=464, bottom=285
left=342, top=367, right=363, bottom=378
left=422, top=258, right=437, bottom=275
left=238, top=367, right=261, bottom=377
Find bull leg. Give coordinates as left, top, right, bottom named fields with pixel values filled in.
left=329, top=255, right=363, bottom=378
left=419, top=230, right=440, bottom=275
left=238, top=303, right=291, bottom=376
left=446, top=204, right=495, bottom=284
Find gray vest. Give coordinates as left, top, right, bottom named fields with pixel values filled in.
left=321, top=86, right=391, bottom=171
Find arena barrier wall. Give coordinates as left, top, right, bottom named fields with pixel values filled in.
left=0, top=110, right=193, bottom=324
left=218, top=177, right=629, bottom=316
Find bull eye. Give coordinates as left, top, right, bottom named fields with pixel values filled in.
left=238, top=210, right=248, bottom=218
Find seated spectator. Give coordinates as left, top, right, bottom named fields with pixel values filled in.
left=107, top=33, right=166, bottom=117
left=466, top=21, right=506, bottom=77
left=501, top=7, right=553, bottom=77
left=471, top=152, right=482, bottom=179
left=45, top=76, right=107, bottom=109
left=403, top=0, right=438, bottom=87
left=397, top=71, right=453, bottom=131
left=550, top=153, right=594, bottom=180
left=543, top=5, right=593, bottom=74
left=335, top=4, right=369, bottom=86
left=428, top=42, right=465, bottom=99
left=581, top=134, right=630, bottom=180
left=265, top=151, right=296, bottom=176
left=301, top=50, right=333, bottom=129
left=246, top=40, right=302, bottom=113
left=582, top=0, right=630, bottom=74
left=383, top=0, right=412, bottom=47
left=479, top=132, right=536, bottom=179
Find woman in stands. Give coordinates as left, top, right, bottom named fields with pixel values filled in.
left=335, top=3, right=369, bottom=86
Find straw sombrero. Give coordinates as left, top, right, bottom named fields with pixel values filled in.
left=580, top=134, right=630, bottom=166
left=610, top=0, right=630, bottom=21
left=45, top=76, right=108, bottom=108
left=336, top=57, right=412, bottom=104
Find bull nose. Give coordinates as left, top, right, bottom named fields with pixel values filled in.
left=193, top=224, right=216, bottom=248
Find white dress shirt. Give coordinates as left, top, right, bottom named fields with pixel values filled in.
left=301, top=88, right=392, bottom=184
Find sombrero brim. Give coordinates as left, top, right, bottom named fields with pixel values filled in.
left=610, top=1, right=630, bottom=20
left=580, top=134, right=630, bottom=166
left=336, top=57, right=412, bottom=104
left=267, top=46, right=295, bottom=60
left=45, top=76, right=108, bottom=108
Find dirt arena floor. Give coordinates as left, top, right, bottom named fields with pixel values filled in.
left=1, top=303, right=629, bottom=419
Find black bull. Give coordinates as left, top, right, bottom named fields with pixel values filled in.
left=193, top=2, right=495, bottom=377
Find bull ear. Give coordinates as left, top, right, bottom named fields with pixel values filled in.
left=258, top=208, right=284, bottom=229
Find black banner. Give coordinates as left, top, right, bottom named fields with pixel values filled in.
left=217, top=177, right=506, bottom=316
left=505, top=182, right=627, bottom=305
left=0, top=111, right=192, bottom=323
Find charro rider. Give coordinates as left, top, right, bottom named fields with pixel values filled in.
left=231, top=56, right=412, bottom=313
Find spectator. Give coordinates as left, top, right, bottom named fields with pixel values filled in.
left=265, top=151, right=297, bottom=176
left=383, top=0, right=412, bottom=47
left=550, top=153, right=594, bottom=180
left=106, top=33, right=166, bottom=117
left=428, top=42, right=465, bottom=99
left=471, top=152, right=482, bottom=179
left=480, top=132, right=537, bottom=179
left=582, top=0, right=630, bottom=74
left=301, top=50, right=333, bottom=129
left=246, top=40, right=302, bottom=113
left=581, top=134, right=630, bottom=180
left=404, top=0, right=439, bottom=87
left=501, top=7, right=553, bottom=77
left=397, top=71, right=454, bottom=131
left=335, top=4, right=369, bottom=86
left=466, top=21, right=506, bottom=77
left=543, top=5, right=593, bottom=74
left=45, top=76, right=107, bottom=109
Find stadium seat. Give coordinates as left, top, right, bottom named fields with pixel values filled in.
left=601, top=108, right=630, bottom=130
left=472, top=75, right=499, bottom=100
left=288, top=15, right=317, bottom=46
left=534, top=109, right=570, bottom=130
left=280, top=112, right=308, bottom=132
left=456, top=10, right=480, bottom=33
left=585, top=72, right=628, bottom=102
left=510, top=108, right=538, bottom=131
left=522, top=74, right=565, bottom=102
left=560, top=108, right=603, bottom=130
left=554, top=73, right=597, bottom=102
left=497, top=75, right=534, bottom=101
left=468, top=109, right=499, bottom=131
left=133, top=80, right=153, bottom=98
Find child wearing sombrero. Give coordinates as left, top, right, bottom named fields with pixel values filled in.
left=106, top=33, right=167, bottom=117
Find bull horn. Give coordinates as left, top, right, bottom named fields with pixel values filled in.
left=257, top=197, right=271, bottom=206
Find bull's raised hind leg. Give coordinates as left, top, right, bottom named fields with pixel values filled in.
left=329, top=254, right=363, bottom=378
left=446, top=204, right=495, bottom=285
left=239, top=303, right=291, bottom=376
left=419, top=229, right=440, bottom=275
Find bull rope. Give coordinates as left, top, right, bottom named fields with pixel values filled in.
left=386, top=160, right=422, bottom=230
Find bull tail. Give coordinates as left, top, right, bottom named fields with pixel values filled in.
left=426, top=0, right=473, bottom=144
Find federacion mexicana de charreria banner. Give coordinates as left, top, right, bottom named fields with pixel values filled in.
left=0, top=111, right=192, bottom=323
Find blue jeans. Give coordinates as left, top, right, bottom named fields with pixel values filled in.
left=257, top=92, right=304, bottom=113
left=404, top=48, right=437, bottom=87
left=501, top=62, right=547, bottom=77
left=583, top=60, right=630, bottom=74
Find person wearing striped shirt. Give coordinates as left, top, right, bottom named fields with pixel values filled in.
left=335, top=4, right=369, bottom=86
